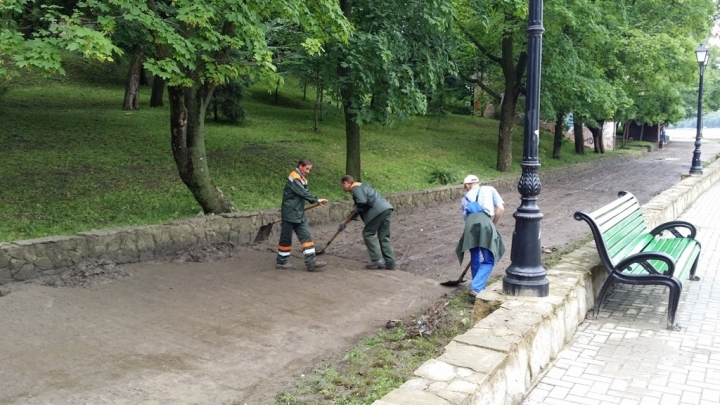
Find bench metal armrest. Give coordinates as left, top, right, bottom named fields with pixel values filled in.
left=649, top=221, right=697, bottom=239
left=614, top=251, right=676, bottom=278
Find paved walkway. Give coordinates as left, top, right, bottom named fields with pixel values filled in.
left=524, top=179, right=720, bottom=405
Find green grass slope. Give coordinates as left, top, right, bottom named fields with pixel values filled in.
left=1, top=59, right=608, bottom=242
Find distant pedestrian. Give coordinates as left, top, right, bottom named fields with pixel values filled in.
left=276, top=158, right=327, bottom=271
left=456, top=175, right=506, bottom=296
left=339, top=175, right=396, bottom=270
left=660, top=125, right=667, bottom=148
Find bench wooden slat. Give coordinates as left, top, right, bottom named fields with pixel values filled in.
left=598, top=210, right=644, bottom=236
left=588, top=193, right=636, bottom=219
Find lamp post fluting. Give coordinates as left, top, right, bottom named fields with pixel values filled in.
left=502, top=0, right=549, bottom=297
left=690, top=43, right=709, bottom=175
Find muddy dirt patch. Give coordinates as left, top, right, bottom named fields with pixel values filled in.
left=169, top=241, right=235, bottom=263
left=34, top=259, right=131, bottom=288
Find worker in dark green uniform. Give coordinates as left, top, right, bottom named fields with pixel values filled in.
left=339, top=175, right=396, bottom=270
left=276, top=158, right=328, bottom=271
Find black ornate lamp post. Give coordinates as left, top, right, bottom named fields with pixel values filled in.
left=502, top=0, right=549, bottom=297
left=690, top=43, right=709, bottom=175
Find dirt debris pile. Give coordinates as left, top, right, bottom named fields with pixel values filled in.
left=403, top=299, right=455, bottom=338
left=170, top=242, right=235, bottom=263
left=36, top=259, right=131, bottom=288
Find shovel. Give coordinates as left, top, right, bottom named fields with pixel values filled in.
left=253, top=202, right=321, bottom=243
left=440, top=262, right=471, bottom=286
left=317, top=211, right=357, bottom=255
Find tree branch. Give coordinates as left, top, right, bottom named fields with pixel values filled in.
left=454, top=20, right=503, bottom=66
left=458, top=71, right=501, bottom=102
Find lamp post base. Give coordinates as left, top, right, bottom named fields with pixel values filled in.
left=502, top=269, right=550, bottom=297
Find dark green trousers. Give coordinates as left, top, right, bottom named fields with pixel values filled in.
left=363, top=209, right=395, bottom=266
left=276, top=219, right=316, bottom=267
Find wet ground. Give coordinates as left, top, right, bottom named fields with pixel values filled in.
left=1, top=139, right=718, bottom=405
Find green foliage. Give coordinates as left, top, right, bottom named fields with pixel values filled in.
left=326, top=0, right=457, bottom=124
left=427, top=169, right=459, bottom=185
left=0, top=0, right=121, bottom=78
left=0, top=71, right=606, bottom=242
left=207, top=79, right=246, bottom=124
left=78, top=0, right=350, bottom=88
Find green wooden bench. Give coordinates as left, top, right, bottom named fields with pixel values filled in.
left=574, top=191, right=701, bottom=330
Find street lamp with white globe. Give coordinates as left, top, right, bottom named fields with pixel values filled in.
left=689, top=43, right=709, bottom=175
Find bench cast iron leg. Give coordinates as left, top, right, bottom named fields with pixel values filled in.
left=689, top=255, right=701, bottom=281
left=594, top=276, right=617, bottom=320
left=666, top=279, right=683, bottom=331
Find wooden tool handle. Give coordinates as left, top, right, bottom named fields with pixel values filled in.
left=270, top=202, right=322, bottom=225
left=321, top=211, right=357, bottom=250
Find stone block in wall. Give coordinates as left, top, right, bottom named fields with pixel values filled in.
left=14, top=263, right=37, bottom=281
left=5, top=244, right=25, bottom=261
left=227, top=213, right=260, bottom=245
left=372, top=388, right=451, bottom=405
left=187, top=220, right=208, bottom=244
left=328, top=200, right=354, bottom=222
left=528, top=316, right=553, bottom=382
left=9, top=258, right=26, bottom=273
left=437, top=341, right=506, bottom=375
left=454, top=324, right=522, bottom=354
left=72, top=237, right=90, bottom=258
left=116, top=232, right=139, bottom=263
left=34, top=256, right=54, bottom=271
left=168, top=223, right=197, bottom=249
left=204, top=217, right=230, bottom=244
left=148, top=225, right=172, bottom=252
left=502, top=340, right=530, bottom=405
left=45, top=246, right=73, bottom=269
left=0, top=247, right=9, bottom=270
left=136, top=230, right=156, bottom=261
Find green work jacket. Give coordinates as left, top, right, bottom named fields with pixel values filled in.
left=280, top=169, right=319, bottom=223
left=350, top=182, right=393, bottom=223
left=456, top=212, right=506, bottom=264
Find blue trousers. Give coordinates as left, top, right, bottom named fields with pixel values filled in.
left=470, top=246, right=495, bottom=293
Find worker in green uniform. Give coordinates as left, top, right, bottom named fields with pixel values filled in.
left=276, top=158, right=328, bottom=271
left=339, top=175, right=396, bottom=270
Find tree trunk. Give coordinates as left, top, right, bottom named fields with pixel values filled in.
left=496, top=93, right=517, bottom=171
left=21, top=4, right=34, bottom=39
left=139, top=67, right=149, bottom=86
left=622, top=120, right=631, bottom=149
left=495, top=30, right=523, bottom=172
left=320, top=85, right=324, bottom=120
left=122, top=45, right=144, bottom=110
left=167, top=84, right=237, bottom=214
left=552, top=113, right=563, bottom=159
left=639, top=124, right=645, bottom=142
left=343, top=101, right=361, bottom=180
left=573, top=118, right=585, bottom=155
left=589, top=121, right=603, bottom=154
left=314, top=83, right=320, bottom=132
left=274, top=79, right=280, bottom=104
left=150, top=76, right=165, bottom=107
left=595, top=120, right=605, bottom=154
left=339, top=0, right=361, bottom=180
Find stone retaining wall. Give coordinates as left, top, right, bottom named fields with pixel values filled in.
left=0, top=153, right=642, bottom=285
left=371, top=157, right=720, bottom=405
